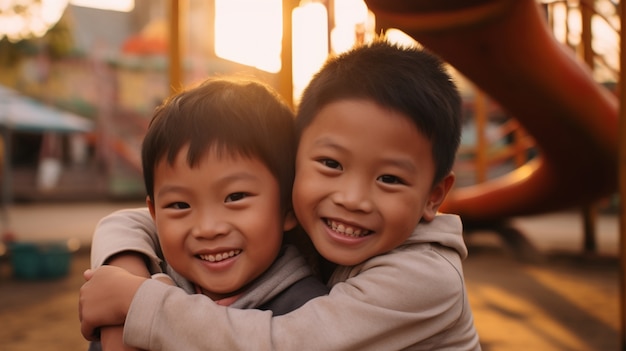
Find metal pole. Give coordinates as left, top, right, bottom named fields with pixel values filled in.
left=1, top=128, right=11, bottom=231
left=279, top=0, right=299, bottom=108
left=168, top=0, right=183, bottom=95
left=581, top=0, right=598, bottom=253
left=474, top=88, right=488, bottom=184
left=618, top=0, right=626, bottom=348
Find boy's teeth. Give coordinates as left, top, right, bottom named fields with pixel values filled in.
left=198, top=250, right=241, bottom=262
left=327, top=220, right=370, bottom=237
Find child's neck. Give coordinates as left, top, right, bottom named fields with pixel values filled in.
left=194, top=284, right=244, bottom=306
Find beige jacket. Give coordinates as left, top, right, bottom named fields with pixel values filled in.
left=92, top=209, right=480, bottom=350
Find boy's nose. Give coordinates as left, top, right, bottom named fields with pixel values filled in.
left=191, top=213, right=230, bottom=239
left=331, top=178, right=374, bottom=213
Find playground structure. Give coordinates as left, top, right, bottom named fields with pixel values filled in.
left=365, top=0, right=619, bottom=225
left=362, top=0, right=626, bottom=346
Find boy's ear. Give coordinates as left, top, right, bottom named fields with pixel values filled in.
left=422, top=172, right=455, bottom=222
left=283, top=209, right=298, bottom=232
left=146, top=195, right=157, bottom=221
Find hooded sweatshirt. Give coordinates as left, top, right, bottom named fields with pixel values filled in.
left=91, top=208, right=328, bottom=314
left=92, top=209, right=481, bottom=350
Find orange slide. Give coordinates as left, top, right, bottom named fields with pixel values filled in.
left=366, top=0, right=619, bottom=225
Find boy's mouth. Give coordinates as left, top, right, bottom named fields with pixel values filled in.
left=325, top=219, right=372, bottom=237
left=197, top=250, right=241, bottom=263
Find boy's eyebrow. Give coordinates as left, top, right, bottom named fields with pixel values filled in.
left=156, top=172, right=261, bottom=198
left=217, top=171, right=261, bottom=184
left=313, top=136, right=336, bottom=145
left=382, top=157, right=417, bottom=174
left=313, top=137, right=417, bottom=173
left=312, top=137, right=346, bottom=150
left=155, top=184, right=191, bottom=198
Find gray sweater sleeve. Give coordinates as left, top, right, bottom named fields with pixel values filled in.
left=90, top=207, right=163, bottom=273
left=123, top=216, right=480, bottom=351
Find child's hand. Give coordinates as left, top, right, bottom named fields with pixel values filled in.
left=100, top=326, right=146, bottom=351
left=79, top=266, right=147, bottom=341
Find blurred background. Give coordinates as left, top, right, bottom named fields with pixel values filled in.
left=0, top=1, right=622, bottom=350
left=0, top=0, right=620, bottom=204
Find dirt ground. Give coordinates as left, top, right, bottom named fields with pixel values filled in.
left=0, top=250, right=90, bottom=351
left=0, top=242, right=620, bottom=351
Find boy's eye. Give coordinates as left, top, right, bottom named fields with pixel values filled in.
left=166, top=202, right=190, bottom=209
left=377, top=174, right=404, bottom=185
left=225, top=192, right=248, bottom=202
left=319, top=158, right=342, bottom=170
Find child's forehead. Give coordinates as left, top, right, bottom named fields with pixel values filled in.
left=161, top=142, right=266, bottom=167
left=301, top=99, right=434, bottom=162
left=154, top=146, right=280, bottom=186
left=308, top=99, right=423, bottom=137
left=317, top=97, right=413, bottom=119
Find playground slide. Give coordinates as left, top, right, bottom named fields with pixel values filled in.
left=366, top=0, right=619, bottom=224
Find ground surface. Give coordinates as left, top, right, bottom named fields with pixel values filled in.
left=0, top=202, right=620, bottom=350
left=0, top=244, right=619, bottom=351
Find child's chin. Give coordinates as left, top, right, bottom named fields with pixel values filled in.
left=319, top=248, right=367, bottom=266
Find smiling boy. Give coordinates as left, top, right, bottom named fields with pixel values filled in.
left=87, top=76, right=328, bottom=351
left=80, top=40, right=480, bottom=350
left=293, top=99, right=444, bottom=266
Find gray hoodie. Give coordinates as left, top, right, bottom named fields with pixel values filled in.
left=92, top=209, right=480, bottom=350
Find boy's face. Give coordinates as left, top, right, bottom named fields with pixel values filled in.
left=147, top=145, right=296, bottom=300
left=293, top=99, right=453, bottom=266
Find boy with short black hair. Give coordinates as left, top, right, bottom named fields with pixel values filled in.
left=88, top=76, right=328, bottom=350
left=80, top=39, right=481, bottom=350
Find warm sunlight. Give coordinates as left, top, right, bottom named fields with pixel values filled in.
left=384, top=28, right=419, bottom=48
left=548, top=0, right=619, bottom=82
left=292, top=2, right=328, bottom=105
left=0, top=0, right=69, bottom=41
left=331, top=0, right=371, bottom=55
left=70, top=0, right=134, bottom=12
left=214, top=0, right=282, bottom=73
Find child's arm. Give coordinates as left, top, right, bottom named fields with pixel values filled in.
left=96, top=253, right=149, bottom=351
left=98, top=328, right=144, bottom=351
left=89, top=208, right=161, bottom=351
left=80, top=244, right=475, bottom=350
left=80, top=266, right=146, bottom=341
left=91, top=208, right=162, bottom=272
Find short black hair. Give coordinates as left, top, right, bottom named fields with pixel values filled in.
left=142, top=76, right=296, bottom=213
left=296, top=39, right=462, bottom=185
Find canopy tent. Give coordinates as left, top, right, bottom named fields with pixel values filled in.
left=0, top=85, right=93, bottom=133
left=0, top=84, right=95, bottom=235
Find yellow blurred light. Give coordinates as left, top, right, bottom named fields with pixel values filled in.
left=70, top=0, right=134, bottom=12
left=0, top=0, right=69, bottom=42
left=214, top=0, right=283, bottom=73
left=334, top=0, right=368, bottom=28
left=330, top=0, right=373, bottom=55
left=330, top=25, right=354, bottom=55
left=385, top=28, right=420, bottom=48
left=551, top=3, right=568, bottom=43
left=292, top=2, right=328, bottom=105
